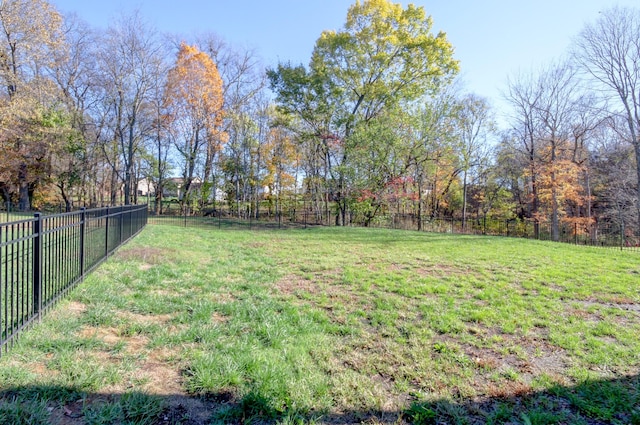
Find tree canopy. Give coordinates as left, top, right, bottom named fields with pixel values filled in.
left=0, top=0, right=637, bottom=244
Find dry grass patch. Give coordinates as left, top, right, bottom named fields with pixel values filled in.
left=65, top=301, right=87, bottom=315
left=115, top=246, right=175, bottom=266
left=117, top=311, right=174, bottom=325
left=78, top=326, right=122, bottom=345
left=272, top=274, right=324, bottom=296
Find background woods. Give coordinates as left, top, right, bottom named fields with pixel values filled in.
left=0, top=0, right=638, bottom=243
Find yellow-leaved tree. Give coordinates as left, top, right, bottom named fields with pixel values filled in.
left=164, top=42, right=225, bottom=210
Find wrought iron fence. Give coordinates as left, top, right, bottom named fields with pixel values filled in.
left=147, top=208, right=638, bottom=251
left=0, top=205, right=147, bottom=355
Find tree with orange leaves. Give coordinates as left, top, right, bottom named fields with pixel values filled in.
left=164, top=42, right=225, bottom=209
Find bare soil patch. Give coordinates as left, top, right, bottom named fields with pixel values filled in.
left=118, top=311, right=174, bottom=325
left=115, top=246, right=175, bottom=266
left=66, top=301, right=88, bottom=315
left=273, top=274, right=324, bottom=296
left=79, top=326, right=122, bottom=346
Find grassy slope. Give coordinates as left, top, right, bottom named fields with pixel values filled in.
left=0, top=225, right=639, bottom=424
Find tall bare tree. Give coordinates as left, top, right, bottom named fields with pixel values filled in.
left=96, top=11, right=163, bottom=205
left=51, top=13, right=100, bottom=210
left=574, top=6, right=640, bottom=233
left=455, top=94, right=495, bottom=230
left=505, top=62, right=595, bottom=240
left=505, top=70, right=543, bottom=237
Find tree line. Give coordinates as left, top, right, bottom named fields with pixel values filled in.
left=0, top=0, right=638, bottom=242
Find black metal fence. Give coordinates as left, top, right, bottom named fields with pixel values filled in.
left=147, top=209, right=639, bottom=252
left=0, top=205, right=147, bottom=355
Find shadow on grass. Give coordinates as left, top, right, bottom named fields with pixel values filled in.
left=1, top=373, right=638, bottom=424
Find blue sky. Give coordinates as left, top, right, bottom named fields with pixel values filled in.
left=52, top=0, right=639, bottom=122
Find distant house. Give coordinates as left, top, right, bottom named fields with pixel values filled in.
left=137, top=178, right=155, bottom=197
left=161, top=177, right=206, bottom=200
left=138, top=177, right=225, bottom=202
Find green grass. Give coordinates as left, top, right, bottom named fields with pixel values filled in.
left=0, top=225, right=639, bottom=424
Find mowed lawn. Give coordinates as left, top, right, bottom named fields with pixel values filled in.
left=1, top=225, right=639, bottom=424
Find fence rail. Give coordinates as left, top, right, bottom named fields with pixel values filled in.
left=0, top=205, right=147, bottom=355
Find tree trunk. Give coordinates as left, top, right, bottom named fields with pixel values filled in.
left=530, top=165, right=540, bottom=239
left=18, top=163, right=30, bottom=211
left=124, top=173, right=131, bottom=205
left=417, top=172, right=423, bottom=231
left=634, top=140, right=640, bottom=235
left=155, top=187, right=162, bottom=215
left=462, top=170, right=468, bottom=232
left=551, top=175, right=559, bottom=241
left=59, top=183, right=73, bottom=212
left=110, top=168, right=118, bottom=206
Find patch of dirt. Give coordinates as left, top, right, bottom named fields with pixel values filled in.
left=135, top=360, right=183, bottom=396
left=48, top=399, right=86, bottom=425
left=118, top=311, right=174, bottom=325
left=210, top=291, right=236, bottom=304
left=387, top=263, right=407, bottom=273
left=578, top=297, right=639, bottom=310
left=79, top=326, right=121, bottom=345
left=526, top=348, right=569, bottom=375
left=59, top=326, right=216, bottom=423
left=484, top=380, right=534, bottom=399
left=566, top=306, right=595, bottom=320
left=415, top=263, right=478, bottom=278
left=30, top=361, right=55, bottom=376
left=78, top=326, right=150, bottom=358
left=151, top=289, right=181, bottom=297
left=571, top=299, right=640, bottom=323
left=273, top=274, right=323, bottom=296
left=615, top=303, right=640, bottom=312
left=436, top=324, right=573, bottom=390
left=115, top=246, right=175, bottom=265
left=125, top=334, right=150, bottom=354
left=48, top=393, right=218, bottom=425
left=211, top=312, right=228, bottom=323
left=157, top=401, right=214, bottom=425
left=66, top=301, right=87, bottom=315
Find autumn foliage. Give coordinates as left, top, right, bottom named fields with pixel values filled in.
left=164, top=42, right=225, bottom=141
left=164, top=42, right=226, bottom=205
left=0, top=0, right=636, bottom=243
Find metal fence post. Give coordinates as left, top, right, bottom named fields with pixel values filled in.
left=119, top=206, right=123, bottom=244
left=80, top=208, right=86, bottom=275
left=32, top=213, right=43, bottom=320
left=105, top=206, right=110, bottom=258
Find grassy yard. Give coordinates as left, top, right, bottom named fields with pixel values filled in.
left=0, top=225, right=639, bottom=424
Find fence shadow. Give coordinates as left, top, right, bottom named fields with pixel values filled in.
left=1, top=372, right=638, bottom=424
